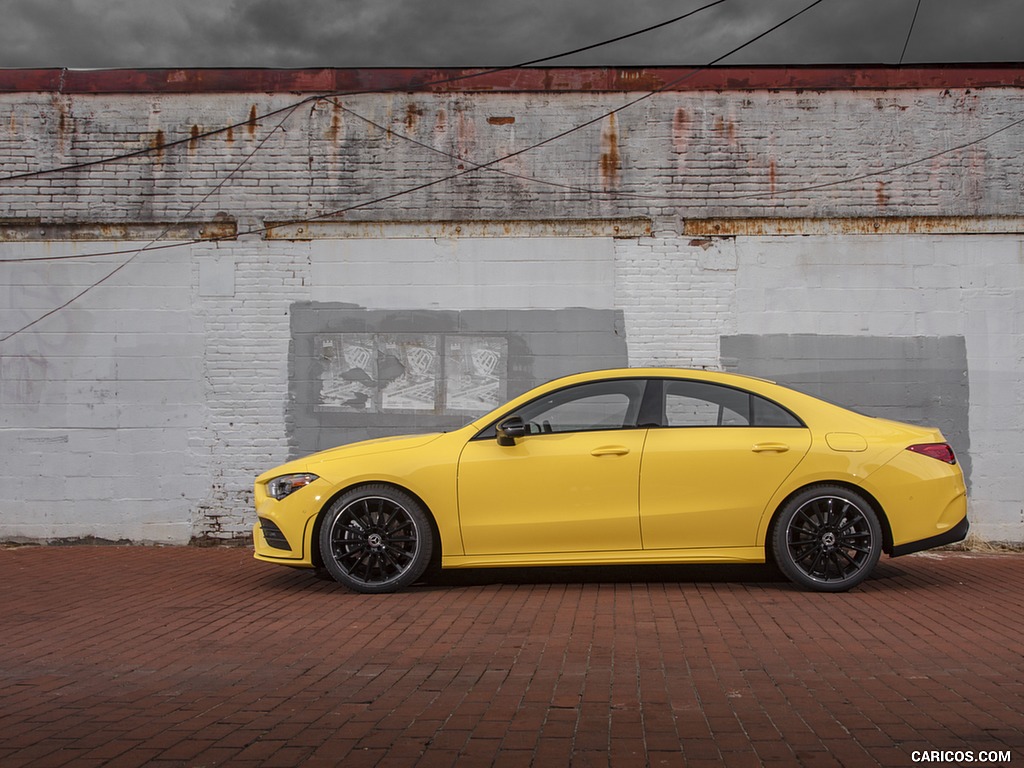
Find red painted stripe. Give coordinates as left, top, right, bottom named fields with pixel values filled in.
left=1, top=65, right=1022, bottom=94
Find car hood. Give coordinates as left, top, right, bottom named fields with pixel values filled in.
left=256, top=432, right=445, bottom=482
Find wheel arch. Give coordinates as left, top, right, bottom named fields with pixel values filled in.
left=309, top=480, right=443, bottom=571
left=763, top=480, right=894, bottom=564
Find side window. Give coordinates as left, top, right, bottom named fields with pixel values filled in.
left=665, top=381, right=750, bottom=427
left=752, top=394, right=802, bottom=427
left=663, top=380, right=802, bottom=428
left=510, top=379, right=646, bottom=435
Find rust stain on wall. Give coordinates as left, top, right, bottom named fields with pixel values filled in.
left=487, top=116, right=515, bottom=126
left=876, top=181, right=890, bottom=207
left=600, top=113, right=620, bottom=189
left=405, top=103, right=424, bottom=132
left=672, top=107, right=689, bottom=156
left=189, top=124, right=200, bottom=152
left=455, top=107, right=476, bottom=157
left=713, top=114, right=737, bottom=144
left=150, top=129, right=165, bottom=160
left=327, top=100, right=342, bottom=142
left=247, top=104, right=258, bottom=138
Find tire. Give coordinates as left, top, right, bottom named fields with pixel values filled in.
left=318, top=485, right=435, bottom=594
left=772, top=485, right=883, bottom=592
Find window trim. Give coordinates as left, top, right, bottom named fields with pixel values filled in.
left=653, top=377, right=806, bottom=429
left=471, top=376, right=805, bottom=441
left=472, top=377, right=651, bottom=440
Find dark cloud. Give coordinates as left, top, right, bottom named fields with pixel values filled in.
left=0, top=0, right=1020, bottom=68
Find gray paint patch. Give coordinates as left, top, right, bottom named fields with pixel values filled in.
left=288, top=305, right=627, bottom=456
left=721, top=334, right=971, bottom=488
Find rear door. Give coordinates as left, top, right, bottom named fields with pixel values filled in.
left=639, top=379, right=811, bottom=550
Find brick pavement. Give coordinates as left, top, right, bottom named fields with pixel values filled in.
left=0, top=546, right=1020, bottom=767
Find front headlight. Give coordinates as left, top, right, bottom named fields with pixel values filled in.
left=266, top=473, right=319, bottom=500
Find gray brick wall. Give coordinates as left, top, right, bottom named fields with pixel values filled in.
left=1, top=73, right=1021, bottom=542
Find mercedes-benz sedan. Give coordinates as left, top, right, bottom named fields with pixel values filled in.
left=253, top=368, right=968, bottom=593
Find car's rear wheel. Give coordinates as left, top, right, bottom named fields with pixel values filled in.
left=318, top=485, right=434, bottom=594
left=772, top=485, right=882, bottom=592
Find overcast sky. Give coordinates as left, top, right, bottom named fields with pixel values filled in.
left=0, top=0, right=1021, bottom=69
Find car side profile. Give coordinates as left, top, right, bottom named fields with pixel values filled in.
left=253, top=368, right=969, bottom=593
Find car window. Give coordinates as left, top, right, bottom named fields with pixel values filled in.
left=510, top=379, right=646, bottom=435
left=752, top=394, right=803, bottom=427
left=663, top=380, right=801, bottom=428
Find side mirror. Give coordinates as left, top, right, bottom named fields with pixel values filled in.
left=496, top=416, right=527, bottom=446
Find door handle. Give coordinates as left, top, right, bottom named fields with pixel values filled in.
left=752, top=442, right=790, bottom=453
left=591, top=445, right=630, bottom=457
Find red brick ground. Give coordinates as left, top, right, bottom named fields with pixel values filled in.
left=0, top=547, right=1020, bottom=767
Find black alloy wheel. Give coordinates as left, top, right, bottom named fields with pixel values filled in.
left=772, top=485, right=882, bottom=592
left=318, top=485, right=434, bottom=594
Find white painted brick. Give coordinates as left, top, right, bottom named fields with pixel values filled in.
left=1, top=82, right=1023, bottom=543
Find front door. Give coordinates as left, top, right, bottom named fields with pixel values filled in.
left=457, top=379, right=649, bottom=556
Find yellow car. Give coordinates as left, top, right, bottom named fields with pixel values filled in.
left=253, top=368, right=968, bottom=593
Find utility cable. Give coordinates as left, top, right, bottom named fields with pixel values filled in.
left=282, top=0, right=829, bottom=224
left=1, top=0, right=829, bottom=267
left=0, top=1, right=737, bottom=342
left=0, top=102, right=303, bottom=343
left=0, top=0, right=729, bottom=183
left=26, top=0, right=1008, bottom=270
left=5, top=93, right=1020, bottom=263
left=898, top=0, right=923, bottom=66
left=722, top=113, right=1024, bottom=200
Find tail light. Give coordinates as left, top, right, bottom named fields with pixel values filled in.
left=907, top=443, right=957, bottom=464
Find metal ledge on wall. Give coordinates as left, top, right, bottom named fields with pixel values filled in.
left=684, top=216, right=1024, bottom=237
left=263, top=218, right=652, bottom=241
left=0, top=219, right=237, bottom=241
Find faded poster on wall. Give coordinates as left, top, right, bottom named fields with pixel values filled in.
left=316, top=334, right=377, bottom=412
left=445, top=336, right=507, bottom=413
left=379, top=335, right=440, bottom=412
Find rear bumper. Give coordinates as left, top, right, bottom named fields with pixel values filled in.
left=890, top=515, right=970, bottom=557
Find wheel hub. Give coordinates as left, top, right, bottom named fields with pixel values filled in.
left=820, top=531, right=837, bottom=549
left=366, top=532, right=384, bottom=549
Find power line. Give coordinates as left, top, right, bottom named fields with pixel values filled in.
left=899, top=0, right=923, bottom=66
left=10, top=0, right=1020, bottom=264
left=267, top=0, right=830, bottom=225
left=0, top=0, right=729, bottom=184
left=0, top=1, right=738, bottom=342
left=0, top=102, right=303, bottom=343
left=3, top=94, right=1020, bottom=266
left=722, top=114, right=1024, bottom=200
left=0, top=0, right=829, bottom=268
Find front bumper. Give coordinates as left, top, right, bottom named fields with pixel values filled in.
left=252, top=478, right=324, bottom=567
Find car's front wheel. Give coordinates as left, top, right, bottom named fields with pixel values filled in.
left=772, top=485, right=883, bottom=592
left=318, top=485, right=434, bottom=594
